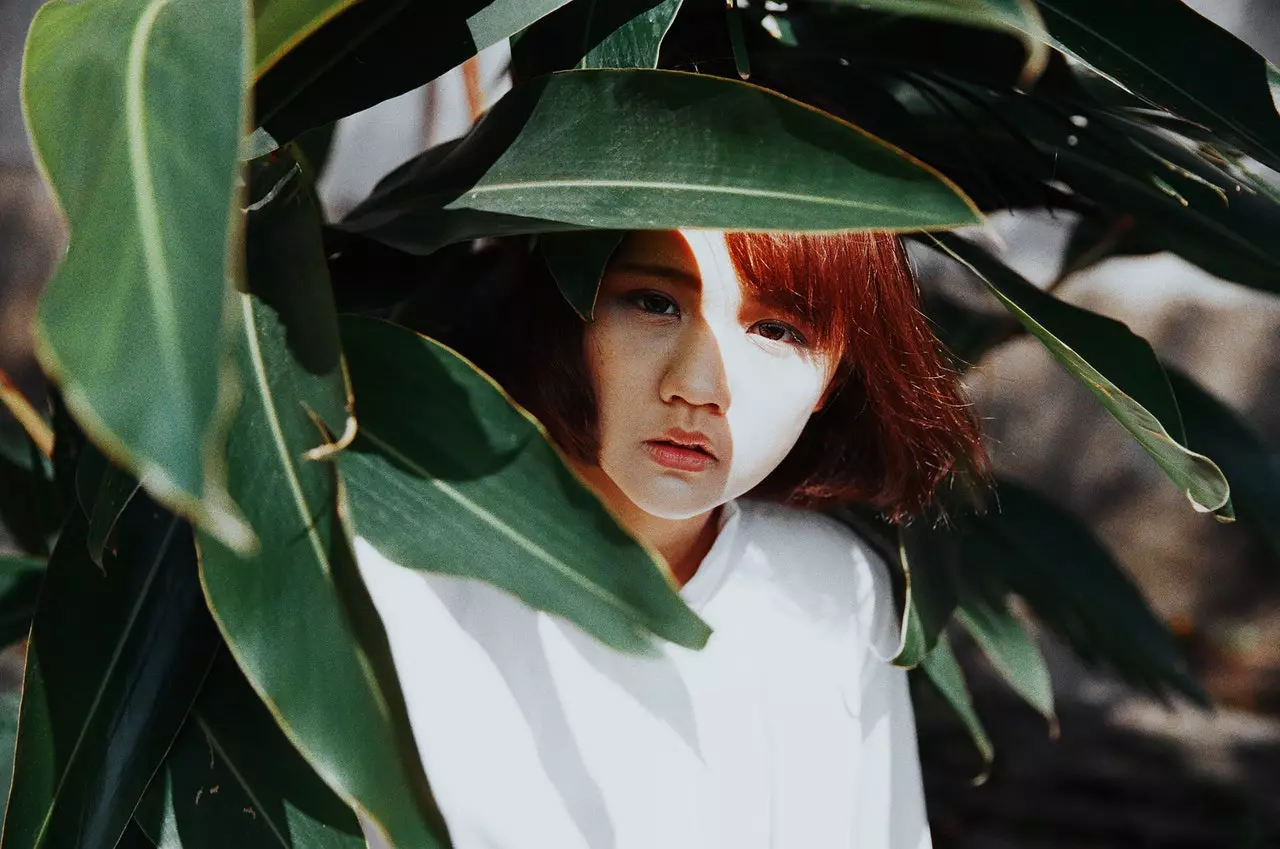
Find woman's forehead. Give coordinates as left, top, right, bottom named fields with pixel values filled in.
left=613, top=229, right=702, bottom=267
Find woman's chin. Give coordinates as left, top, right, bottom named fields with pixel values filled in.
left=619, top=477, right=727, bottom=521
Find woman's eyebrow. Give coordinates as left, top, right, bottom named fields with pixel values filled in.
left=612, top=261, right=700, bottom=287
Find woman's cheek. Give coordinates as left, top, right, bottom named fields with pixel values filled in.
left=725, top=355, right=827, bottom=484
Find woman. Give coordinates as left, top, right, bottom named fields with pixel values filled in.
left=358, top=228, right=988, bottom=848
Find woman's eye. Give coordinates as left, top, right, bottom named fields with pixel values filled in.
left=752, top=320, right=807, bottom=346
left=629, top=291, right=680, bottom=316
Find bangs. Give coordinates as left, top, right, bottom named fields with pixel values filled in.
left=724, top=231, right=893, bottom=358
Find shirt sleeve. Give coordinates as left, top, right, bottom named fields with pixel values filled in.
left=851, top=544, right=933, bottom=849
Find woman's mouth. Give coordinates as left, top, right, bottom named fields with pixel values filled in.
left=644, top=430, right=717, bottom=472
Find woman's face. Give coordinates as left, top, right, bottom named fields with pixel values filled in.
left=584, top=229, right=838, bottom=520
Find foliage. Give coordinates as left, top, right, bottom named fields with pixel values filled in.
left=2, top=0, right=1279, bottom=843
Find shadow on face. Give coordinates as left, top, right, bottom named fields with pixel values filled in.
left=583, top=229, right=835, bottom=521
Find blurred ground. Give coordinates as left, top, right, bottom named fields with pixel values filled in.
left=2, top=1, right=1280, bottom=847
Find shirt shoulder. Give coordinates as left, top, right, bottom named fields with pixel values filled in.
left=734, top=500, right=903, bottom=663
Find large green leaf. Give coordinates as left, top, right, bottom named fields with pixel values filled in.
left=928, top=234, right=1233, bottom=521
left=0, top=556, right=44, bottom=648
left=22, top=0, right=253, bottom=554
left=1038, top=0, right=1280, bottom=171
left=342, top=69, right=981, bottom=255
left=134, top=652, right=364, bottom=849
left=1168, top=368, right=1280, bottom=564
left=2, top=501, right=221, bottom=849
left=827, top=0, right=1048, bottom=83
left=339, top=316, right=710, bottom=653
left=197, top=155, right=448, bottom=849
left=917, top=634, right=993, bottom=771
left=257, top=0, right=576, bottom=142
left=969, top=479, right=1206, bottom=704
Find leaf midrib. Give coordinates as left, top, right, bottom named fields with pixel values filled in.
left=192, top=712, right=291, bottom=847
left=463, top=178, right=949, bottom=216
left=125, top=0, right=182, bottom=389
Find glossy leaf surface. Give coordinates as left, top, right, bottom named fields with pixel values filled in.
left=257, top=0, right=575, bottom=141
left=22, top=0, right=252, bottom=553
left=971, top=479, right=1205, bottom=704
left=340, top=316, right=709, bottom=653
left=1039, top=0, right=1280, bottom=170
left=342, top=69, right=981, bottom=255
left=134, top=652, right=364, bottom=848
left=930, top=234, right=1233, bottom=520
left=197, top=157, right=447, bottom=849
left=3, top=502, right=221, bottom=849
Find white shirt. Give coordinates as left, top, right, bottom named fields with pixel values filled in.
left=356, top=499, right=932, bottom=849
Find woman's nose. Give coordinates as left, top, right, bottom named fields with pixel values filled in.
left=659, top=320, right=730, bottom=414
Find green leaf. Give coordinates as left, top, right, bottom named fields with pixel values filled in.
left=969, top=479, right=1206, bottom=704
left=928, top=233, right=1233, bottom=520
left=253, top=0, right=360, bottom=77
left=1038, top=0, right=1280, bottom=170
left=342, top=69, right=982, bottom=255
left=512, top=0, right=684, bottom=77
left=0, top=555, right=44, bottom=648
left=1168, top=368, right=1280, bottom=564
left=892, top=520, right=960, bottom=668
left=134, top=652, right=364, bottom=848
left=197, top=156, right=448, bottom=849
left=954, top=568, right=1056, bottom=725
left=540, top=230, right=625, bottom=319
left=257, top=0, right=576, bottom=142
left=2, top=500, right=222, bottom=849
left=0, top=421, right=58, bottom=557
left=86, top=465, right=141, bottom=571
left=826, top=0, right=1049, bottom=83
left=917, top=634, right=993, bottom=771
left=1051, top=113, right=1280, bottom=298
left=0, top=690, right=20, bottom=834
left=339, top=315, right=710, bottom=653
left=22, top=0, right=253, bottom=554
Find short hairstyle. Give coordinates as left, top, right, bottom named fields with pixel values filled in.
left=486, top=231, right=989, bottom=522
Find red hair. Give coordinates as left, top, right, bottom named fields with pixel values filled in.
left=486, top=231, right=988, bottom=522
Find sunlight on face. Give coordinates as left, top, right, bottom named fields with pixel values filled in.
left=583, top=229, right=837, bottom=520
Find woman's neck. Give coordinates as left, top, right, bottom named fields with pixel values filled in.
left=572, top=463, right=721, bottom=587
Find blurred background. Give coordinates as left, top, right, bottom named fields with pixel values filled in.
left=2, top=0, right=1278, bottom=845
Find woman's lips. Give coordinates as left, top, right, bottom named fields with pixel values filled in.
left=644, top=438, right=716, bottom=472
